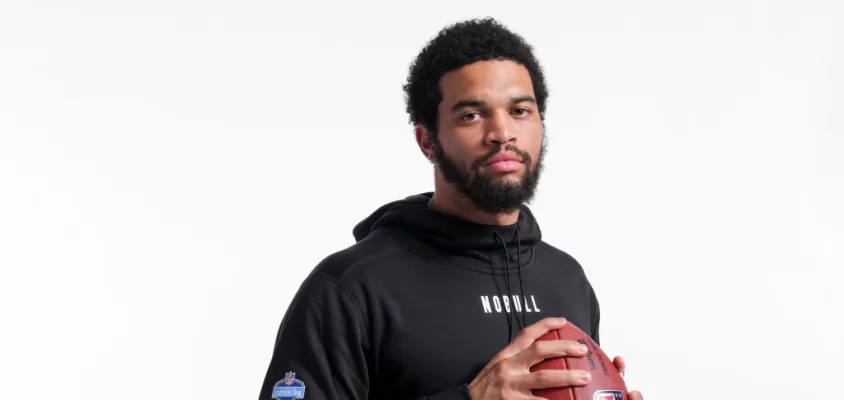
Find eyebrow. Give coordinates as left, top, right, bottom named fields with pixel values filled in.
left=450, top=95, right=537, bottom=113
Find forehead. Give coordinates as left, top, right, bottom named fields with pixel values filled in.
left=438, top=59, right=535, bottom=105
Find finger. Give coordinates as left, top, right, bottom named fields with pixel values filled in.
left=491, top=317, right=569, bottom=363
left=511, top=339, right=589, bottom=368
left=613, top=356, right=626, bottom=377
left=629, top=390, right=644, bottom=400
left=517, top=368, right=591, bottom=390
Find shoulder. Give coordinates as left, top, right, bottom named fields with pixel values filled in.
left=282, top=227, right=413, bottom=318
left=534, top=241, right=599, bottom=298
left=310, top=227, right=415, bottom=286
left=535, top=241, right=589, bottom=277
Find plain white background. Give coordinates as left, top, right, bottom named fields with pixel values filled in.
left=1, top=1, right=842, bottom=399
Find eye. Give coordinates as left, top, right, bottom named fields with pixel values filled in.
left=512, top=108, right=532, bottom=117
left=460, top=112, right=481, bottom=122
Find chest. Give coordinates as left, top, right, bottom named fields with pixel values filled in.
left=368, top=268, right=595, bottom=398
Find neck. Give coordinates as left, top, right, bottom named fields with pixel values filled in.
left=428, top=180, right=520, bottom=226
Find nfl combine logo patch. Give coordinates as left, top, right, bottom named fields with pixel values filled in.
left=594, top=390, right=624, bottom=400
left=272, top=372, right=306, bottom=400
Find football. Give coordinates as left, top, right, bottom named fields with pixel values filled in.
left=530, top=323, right=628, bottom=400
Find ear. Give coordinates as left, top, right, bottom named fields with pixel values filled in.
left=415, top=125, right=436, bottom=162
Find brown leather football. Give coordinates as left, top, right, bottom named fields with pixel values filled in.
left=530, top=323, right=628, bottom=400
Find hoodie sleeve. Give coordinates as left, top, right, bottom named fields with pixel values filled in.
left=258, top=270, right=473, bottom=400
left=257, top=271, right=370, bottom=400
left=588, top=282, right=601, bottom=346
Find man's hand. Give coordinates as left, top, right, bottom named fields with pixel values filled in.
left=468, top=317, right=591, bottom=399
left=612, top=356, right=643, bottom=400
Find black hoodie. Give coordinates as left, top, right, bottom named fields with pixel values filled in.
left=258, top=193, right=601, bottom=400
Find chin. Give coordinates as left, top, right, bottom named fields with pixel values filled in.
left=489, top=171, right=524, bottom=181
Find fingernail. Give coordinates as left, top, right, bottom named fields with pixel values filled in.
left=555, top=317, right=567, bottom=324
left=575, top=344, right=588, bottom=353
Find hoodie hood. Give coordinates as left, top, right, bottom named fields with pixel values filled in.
left=352, top=192, right=542, bottom=274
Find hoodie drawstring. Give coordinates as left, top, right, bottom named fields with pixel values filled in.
left=492, top=232, right=513, bottom=343
left=516, top=227, right=527, bottom=330
left=492, top=229, right=528, bottom=343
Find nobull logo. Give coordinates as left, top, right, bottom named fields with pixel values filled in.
left=480, top=295, right=540, bottom=314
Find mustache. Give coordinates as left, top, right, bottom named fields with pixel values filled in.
left=471, top=144, right=532, bottom=170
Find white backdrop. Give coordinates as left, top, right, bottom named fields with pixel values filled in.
left=1, top=1, right=842, bottom=399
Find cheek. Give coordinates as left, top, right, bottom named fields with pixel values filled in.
left=441, top=146, right=474, bottom=169
left=437, top=135, right=475, bottom=161
left=531, top=138, right=544, bottom=158
left=524, top=129, right=544, bottom=158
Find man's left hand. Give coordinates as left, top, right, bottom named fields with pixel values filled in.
left=612, top=356, right=643, bottom=400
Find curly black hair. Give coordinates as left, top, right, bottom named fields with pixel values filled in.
left=403, top=17, right=549, bottom=136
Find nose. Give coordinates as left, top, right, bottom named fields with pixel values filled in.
left=484, top=111, right=517, bottom=146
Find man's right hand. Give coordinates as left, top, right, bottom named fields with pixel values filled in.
left=467, top=317, right=592, bottom=400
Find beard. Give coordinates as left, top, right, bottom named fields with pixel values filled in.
left=431, top=133, right=547, bottom=214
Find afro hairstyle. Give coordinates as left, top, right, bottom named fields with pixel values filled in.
left=402, top=17, right=549, bottom=136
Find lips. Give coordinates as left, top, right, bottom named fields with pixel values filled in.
left=484, top=152, right=522, bottom=166
left=484, top=152, right=524, bottom=172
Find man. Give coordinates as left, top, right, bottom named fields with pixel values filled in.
left=258, top=18, right=644, bottom=400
